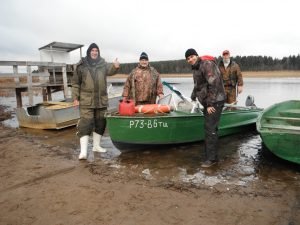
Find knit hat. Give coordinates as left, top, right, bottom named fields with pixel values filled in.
left=185, top=48, right=198, bottom=59
left=139, top=52, right=149, bottom=60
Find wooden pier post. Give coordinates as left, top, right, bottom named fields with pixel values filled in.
left=50, top=45, right=56, bottom=84
left=13, top=65, right=19, bottom=85
left=62, top=66, right=68, bottom=98
left=15, top=88, right=22, bottom=108
left=27, top=64, right=33, bottom=106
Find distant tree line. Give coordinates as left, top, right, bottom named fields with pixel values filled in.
left=118, top=55, right=300, bottom=74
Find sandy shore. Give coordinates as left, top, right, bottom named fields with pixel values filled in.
left=0, top=124, right=299, bottom=225
left=0, top=102, right=300, bottom=225
left=110, top=70, right=300, bottom=79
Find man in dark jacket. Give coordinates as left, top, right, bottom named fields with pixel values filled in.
left=218, top=50, right=243, bottom=104
left=72, top=43, right=119, bottom=160
left=185, top=48, right=225, bottom=167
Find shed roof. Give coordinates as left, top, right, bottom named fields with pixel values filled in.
left=39, top=42, right=84, bottom=52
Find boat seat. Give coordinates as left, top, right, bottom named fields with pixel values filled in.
left=265, top=116, right=300, bottom=122
left=261, top=124, right=300, bottom=131
left=279, top=109, right=300, bottom=118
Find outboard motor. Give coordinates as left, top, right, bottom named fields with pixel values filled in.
left=245, top=95, right=256, bottom=107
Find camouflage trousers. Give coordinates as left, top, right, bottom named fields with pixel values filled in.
left=77, top=108, right=107, bottom=138
left=224, top=86, right=237, bottom=104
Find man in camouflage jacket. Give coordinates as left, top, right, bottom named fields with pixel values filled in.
left=122, top=52, right=164, bottom=105
left=72, top=43, right=119, bottom=160
left=186, top=48, right=225, bottom=168
left=218, top=50, right=243, bottom=104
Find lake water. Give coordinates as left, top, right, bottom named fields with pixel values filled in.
left=1, top=77, right=300, bottom=187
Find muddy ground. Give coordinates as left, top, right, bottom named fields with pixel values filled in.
left=0, top=107, right=300, bottom=225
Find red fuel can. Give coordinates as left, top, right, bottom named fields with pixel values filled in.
left=119, top=99, right=135, bottom=116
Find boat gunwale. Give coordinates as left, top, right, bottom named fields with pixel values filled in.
left=106, top=108, right=262, bottom=119
left=264, top=116, right=300, bottom=122
left=259, top=125, right=300, bottom=133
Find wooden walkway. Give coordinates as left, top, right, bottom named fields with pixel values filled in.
left=0, top=61, right=71, bottom=107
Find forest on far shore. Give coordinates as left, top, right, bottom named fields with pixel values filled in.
left=118, top=55, right=300, bottom=74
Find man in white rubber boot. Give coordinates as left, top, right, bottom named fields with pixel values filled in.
left=72, top=43, right=120, bottom=160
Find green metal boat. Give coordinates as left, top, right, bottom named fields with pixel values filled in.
left=106, top=102, right=262, bottom=151
left=257, top=100, right=300, bottom=164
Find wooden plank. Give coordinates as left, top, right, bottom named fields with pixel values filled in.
left=0, top=73, right=28, bottom=77
left=52, top=67, right=56, bottom=84
left=13, top=65, right=20, bottom=84
left=47, top=86, right=52, bottom=101
left=42, top=88, right=47, bottom=101
left=14, top=87, right=27, bottom=108
left=62, top=66, right=68, bottom=98
left=27, top=65, right=33, bottom=106
left=0, top=61, right=27, bottom=66
left=0, top=72, right=50, bottom=78
left=0, top=83, right=70, bottom=89
left=26, top=61, right=65, bottom=67
left=0, top=61, right=66, bottom=67
left=15, top=88, right=23, bottom=108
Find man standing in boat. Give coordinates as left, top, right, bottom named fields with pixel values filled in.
left=185, top=48, right=226, bottom=168
left=72, top=43, right=120, bottom=160
left=122, top=52, right=164, bottom=105
left=218, top=50, right=243, bottom=104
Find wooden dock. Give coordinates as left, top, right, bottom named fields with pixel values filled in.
left=0, top=61, right=73, bottom=107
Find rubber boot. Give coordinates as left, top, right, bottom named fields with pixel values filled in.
left=92, top=132, right=107, bottom=153
left=78, top=135, right=89, bottom=160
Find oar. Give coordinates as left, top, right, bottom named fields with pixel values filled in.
left=162, top=81, right=187, bottom=101
left=163, top=81, right=202, bottom=113
left=163, top=81, right=256, bottom=111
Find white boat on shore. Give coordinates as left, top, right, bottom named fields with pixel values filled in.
left=16, top=92, right=121, bottom=129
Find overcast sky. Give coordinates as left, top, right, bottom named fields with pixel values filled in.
left=0, top=0, right=299, bottom=63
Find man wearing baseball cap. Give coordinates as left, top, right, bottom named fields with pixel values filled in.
left=122, top=52, right=164, bottom=105
left=185, top=48, right=226, bottom=168
left=218, top=50, right=243, bottom=104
